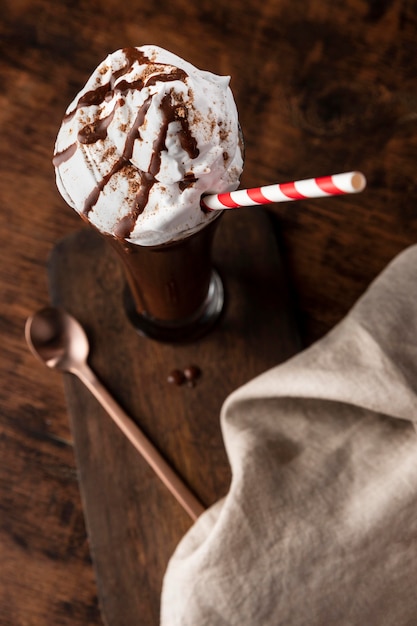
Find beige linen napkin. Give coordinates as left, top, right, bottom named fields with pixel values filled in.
left=160, top=245, right=417, bottom=625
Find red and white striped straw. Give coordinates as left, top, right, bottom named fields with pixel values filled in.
left=201, top=171, right=366, bottom=211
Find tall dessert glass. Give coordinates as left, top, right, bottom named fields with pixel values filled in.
left=107, top=212, right=224, bottom=342
left=53, top=45, right=243, bottom=342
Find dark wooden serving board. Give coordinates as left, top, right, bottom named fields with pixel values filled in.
left=48, top=208, right=300, bottom=626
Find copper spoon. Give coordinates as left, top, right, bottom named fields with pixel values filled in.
left=25, top=306, right=204, bottom=521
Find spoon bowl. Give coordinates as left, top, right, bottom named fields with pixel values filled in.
left=25, top=306, right=89, bottom=372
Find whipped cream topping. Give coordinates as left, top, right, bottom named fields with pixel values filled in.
left=53, top=45, right=243, bottom=246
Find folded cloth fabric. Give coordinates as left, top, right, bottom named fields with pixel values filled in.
left=160, top=245, right=417, bottom=626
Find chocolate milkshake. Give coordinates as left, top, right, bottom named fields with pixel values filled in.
left=53, top=45, right=243, bottom=341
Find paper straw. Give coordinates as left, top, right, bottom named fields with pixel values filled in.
left=201, top=171, right=366, bottom=211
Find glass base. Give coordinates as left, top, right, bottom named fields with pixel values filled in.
left=123, top=269, right=225, bottom=343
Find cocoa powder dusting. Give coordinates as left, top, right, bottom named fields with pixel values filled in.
left=63, top=48, right=205, bottom=238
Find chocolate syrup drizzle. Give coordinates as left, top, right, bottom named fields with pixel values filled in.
left=53, top=47, right=201, bottom=239
left=52, top=142, right=77, bottom=167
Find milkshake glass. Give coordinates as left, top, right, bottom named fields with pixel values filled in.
left=53, top=46, right=243, bottom=341
left=107, top=212, right=224, bottom=342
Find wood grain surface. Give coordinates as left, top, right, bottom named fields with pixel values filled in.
left=2, top=0, right=417, bottom=624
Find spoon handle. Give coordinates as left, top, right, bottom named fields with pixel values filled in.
left=73, top=362, right=205, bottom=521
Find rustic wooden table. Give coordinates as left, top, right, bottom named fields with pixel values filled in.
left=2, top=0, right=417, bottom=624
